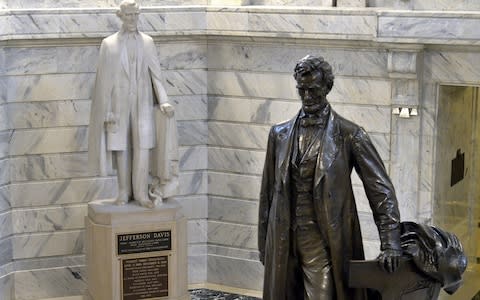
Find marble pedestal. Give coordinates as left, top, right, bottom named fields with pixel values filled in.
left=86, top=199, right=189, bottom=300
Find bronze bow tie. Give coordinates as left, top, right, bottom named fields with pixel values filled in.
left=300, top=117, right=325, bottom=127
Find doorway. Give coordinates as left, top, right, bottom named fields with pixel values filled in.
left=434, top=85, right=480, bottom=271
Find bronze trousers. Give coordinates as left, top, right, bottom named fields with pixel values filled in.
left=289, top=224, right=335, bottom=300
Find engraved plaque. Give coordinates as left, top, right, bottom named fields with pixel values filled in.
left=118, top=231, right=171, bottom=255
left=122, top=256, right=168, bottom=300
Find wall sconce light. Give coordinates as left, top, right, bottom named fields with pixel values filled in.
left=392, top=107, right=418, bottom=118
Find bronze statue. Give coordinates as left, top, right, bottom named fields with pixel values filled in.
left=258, top=55, right=402, bottom=300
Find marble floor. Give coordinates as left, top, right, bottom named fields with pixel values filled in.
left=190, top=289, right=261, bottom=300
left=40, top=289, right=261, bottom=300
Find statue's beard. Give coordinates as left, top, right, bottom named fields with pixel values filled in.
left=302, top=98, right=327, bottom=114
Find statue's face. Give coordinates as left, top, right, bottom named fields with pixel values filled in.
left=296, top=73, right=327, bottom=114
left=119, top=6, right=139, bottom=32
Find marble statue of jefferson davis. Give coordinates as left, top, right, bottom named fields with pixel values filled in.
left=88, top=0, right=178, bottom=208
left=258, top=55, right=402, bottom=300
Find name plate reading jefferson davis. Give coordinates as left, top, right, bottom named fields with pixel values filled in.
left=117, top=231, right=172, bottom=255
left=122, top=256, right=168, bottom=300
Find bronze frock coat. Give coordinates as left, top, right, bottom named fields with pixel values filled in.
left=258, top=107, right=401, bottom=300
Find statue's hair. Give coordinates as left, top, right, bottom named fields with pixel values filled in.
left=294, top=55, right=334, bottom=94
left=117, top=0, right=140, bottom=15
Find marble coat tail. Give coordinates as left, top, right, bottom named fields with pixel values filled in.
left=87, top=30, right=177, bottom=187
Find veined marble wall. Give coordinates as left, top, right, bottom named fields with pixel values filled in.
left=2, top=4, right=480, bottom=299
left=3, top=42, right=208, bottom=300
left=0, top=46, right=14, bottom=300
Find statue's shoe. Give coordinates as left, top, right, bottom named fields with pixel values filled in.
left=137, top=198, right=155, bottom=209
left=115, top=191, right=129, bottom=205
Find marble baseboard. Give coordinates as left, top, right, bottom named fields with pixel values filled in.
left=207, top=255, right=263, bottom=291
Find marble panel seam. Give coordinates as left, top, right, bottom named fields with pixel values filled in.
left=12, top=228, right=84, bottom=237
left=207, top=253, right=259, bottom=262
left=207, top=217, right=258, bottom=226
left=208, top=194, right=258, bottom=203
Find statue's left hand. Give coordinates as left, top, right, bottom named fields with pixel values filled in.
left=377, top=249, right=402, bottom=273
left=160, top=103, right=175, bottom=118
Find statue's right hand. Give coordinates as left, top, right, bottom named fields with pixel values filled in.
left=105, top=112, right=116, bottom=124
left=105, top=112, right=118, bottom=132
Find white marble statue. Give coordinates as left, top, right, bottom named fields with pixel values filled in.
left=88, top=0, right=179, bottom=208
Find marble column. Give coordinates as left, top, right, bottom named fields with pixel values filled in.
left=387, top=48, right=423, bottom=221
